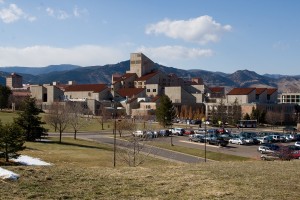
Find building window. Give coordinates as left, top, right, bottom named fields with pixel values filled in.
left=153, top=89, right=156, bottom=92
left=147, top=89, right=150, bottom=92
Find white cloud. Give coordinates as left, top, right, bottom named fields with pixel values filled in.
left=136, top=45, right=213, bottom=66
left=46, top=7, right=54, bottom=16
left=46, top=7, right=69, bottom=19
left=57, top=10, right=69, bottom=20
left=146, top=15, right=232, bottom=45
left=0, top=3, right=36, bottom=23
left=0, top=45, right=127, bottom=67
left=0, top=0, right=5, bottom=4
left=46, top=6, right=87, bottom=20
left=73, top=6, right=88, bottom=18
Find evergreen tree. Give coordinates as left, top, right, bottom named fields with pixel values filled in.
left=0, top=85, right=12, bottom=110
left=156, top=95, right=176, bottom=127
left=231, top=98, right=242, bottom=125
left=215, top=98, right=227, bottom=125
left=0, top=121, right=26, bottom=162
left=14, top=97, right=47, bottom=141
left=243, top=113, right=251, bottom=120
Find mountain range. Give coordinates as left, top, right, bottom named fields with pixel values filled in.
left=0, top=61, right=300, bottom=93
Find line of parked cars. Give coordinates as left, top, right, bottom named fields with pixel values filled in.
left=188, top=129, right=229, bottom=147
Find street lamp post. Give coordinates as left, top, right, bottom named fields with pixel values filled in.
left=204, top=119, right=207, bottom=162
left=111, top=100, right=117, bottom=167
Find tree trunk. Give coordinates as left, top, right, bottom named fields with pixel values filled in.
left=59, top=130, right=62, bottom=143
left=74, top=130, right=77, bottom=140
left=5, top=143, right=9, bottom=162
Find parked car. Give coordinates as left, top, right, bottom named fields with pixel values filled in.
left=208, top=137, right=229, bottom=147
left=195, top=128, right=206, bottom=134
left=260, top=154, right=280, bottom=161
left=267, top=135, right=281, bottom=143
left=158, top=129, right=171, bottom=137
left=133, top=130, right=144, bottom=137
left=256, top=136, right=270, bottom=144
left=229, top=138, right=245, bottom=145
left=295, top=141, right=300, bottom=147
left=184, top=129, right=195, bottom=135
left=258, top=146, right=275, bottom=154
left=291, top=150, right=300, bottom=159
left=171, top=128, right=185, bottom=136
left=281, top=135, right=292, bottom=142
left=240, top=137, right=254, bottom=144
left=189, top=134, right=205, bottom=143
left=260, top=143, right=280, bottom=150
left=279, top=135, right=287, bottom=143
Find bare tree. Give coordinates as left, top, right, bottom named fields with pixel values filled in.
left=97, top=103, right=109, bottom=130
left=116, top=119, right=136, bottom=137
left=117, top=136, right=156, bottom=167
left=44, top=102, right=70, bottom=143
left=66, top=102, right=88, bottom=140
left=266, top=111, right=279, bottom=129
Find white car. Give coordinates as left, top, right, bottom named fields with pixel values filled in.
left=241, top=137, right=253, bottom=144
left=256, top=136, right=269, bottom=144
left=258, top=146, right=274, bottom=154
left=229, top=138, right=245, bottom=145
left=295, top=141, right=300, bottom=147
left=132, top=130, right=144, bottom=137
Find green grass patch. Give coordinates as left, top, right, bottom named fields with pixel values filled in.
left=0, top=111, right=19, bottom=124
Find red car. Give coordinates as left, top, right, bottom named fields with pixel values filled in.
left=291, top=150, right=300, bottom=159
left=184, top=129, right=195, bottom=135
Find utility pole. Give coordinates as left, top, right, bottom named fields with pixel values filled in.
left=111, top=100, right=117, bottom=167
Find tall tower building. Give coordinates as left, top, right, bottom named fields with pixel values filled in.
left=126, top=53, right=155, bottom=77
left=6, top=73, right=23, bottom=89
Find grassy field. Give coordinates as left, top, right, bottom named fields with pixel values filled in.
left=0, top=111, right=19, bottom=124
left=1, top=137, right=300, bottom=199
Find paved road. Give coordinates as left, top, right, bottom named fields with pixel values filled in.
left=49, top=132, right=209, bottom=164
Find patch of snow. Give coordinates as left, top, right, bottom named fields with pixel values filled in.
left=0, top=167, right=19, bottom=180
left=11, top=155, right=51, bottom=166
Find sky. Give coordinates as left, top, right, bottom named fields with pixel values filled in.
left=0, top=0, right=300, bottom=75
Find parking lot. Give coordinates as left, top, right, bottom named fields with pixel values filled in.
left=155, top=126, right=299, bottom=159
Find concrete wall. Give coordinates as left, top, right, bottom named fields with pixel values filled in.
left=146, top=84, right=161, bottom=97
left=257, top=90, right=268, bottom=103
left=30, top=85, right=47, bottom=102
left=45, top=85, right=64, bottom=103
left=165, top=86, right=196, bottom=105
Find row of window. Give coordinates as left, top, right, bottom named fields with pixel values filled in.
left=146, top=89, right=157, bottom=92
left=281, top=99, right=300, bottom=103
left=281, top=95, right=300, bottom=99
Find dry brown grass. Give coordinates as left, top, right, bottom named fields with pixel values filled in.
left=1, top=137, right=300, bottom=199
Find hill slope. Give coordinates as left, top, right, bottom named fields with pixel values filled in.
left=1, top=62, right=300, bottom=93
left=0, top=64, right=81, bottom=75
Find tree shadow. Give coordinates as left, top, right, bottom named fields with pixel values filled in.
left=49, top=140, right=112, bottom=151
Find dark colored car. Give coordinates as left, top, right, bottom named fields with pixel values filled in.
left=260, top=143, right=280, bottom=151
left=208, top=137, right=229, bottom=147
left=158, top=129, right=170, bottom=137
left=189, top=134, right=205, bottom=143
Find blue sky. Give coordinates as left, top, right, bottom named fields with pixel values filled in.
left=0, top=0, right=300, bottom=75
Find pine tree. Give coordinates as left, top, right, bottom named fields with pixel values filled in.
left=0, top=85, right=12, bottom=110
left=0, top=121, right=26, bottom=162
left=14, top=97, right=47, bottom=141
left=156, top=95, right=176, bottom=127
